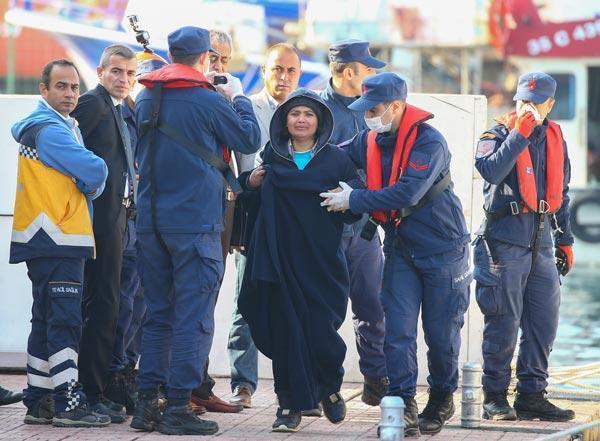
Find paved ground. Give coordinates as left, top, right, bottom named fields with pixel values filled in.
left=1, top=373, right=598, bottom=440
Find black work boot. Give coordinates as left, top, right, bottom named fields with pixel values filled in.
left=514, top=390, right=575, bottom=422
left=130, top=391, right=161, bottom=432
left=403, top=396, right=420, bottom=437
left=418, top=390, right=455, bottom=435
left=362, top=376, right=390, bottom=406
left=24, top=394, right=54, bottom=425
left=105, top=370, right=138, bottom=415
left=157, top=402, right=219, bottom=435
left=88, top=397, right=127, bottom=423
left=321, top=392, right=346, bottom=424
left=482, top=390, right=517, bottom=420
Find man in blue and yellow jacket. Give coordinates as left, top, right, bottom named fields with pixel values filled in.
left=10, top=59, right=108, bottom=428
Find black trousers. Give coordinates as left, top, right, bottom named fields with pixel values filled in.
left=193, top=361, right=216, bottom=398
left=79, top=208, right=126, bottom=402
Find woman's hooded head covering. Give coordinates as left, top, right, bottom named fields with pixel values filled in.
left=268, top=88, right=334, bottom=160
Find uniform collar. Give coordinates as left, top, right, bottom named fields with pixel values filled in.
left=325, top=79, right=360, bottom=108
left=530, top=118, right=548, bottom=141
left=375, top=129, right=397, bottom=148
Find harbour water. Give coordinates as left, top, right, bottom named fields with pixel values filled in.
left=552, top=267, right=600, bottom=367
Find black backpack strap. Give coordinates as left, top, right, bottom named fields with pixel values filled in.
left=155, top=121, right=241, bottom=193
left=145, top=83, right=167, bottom=248
left=398, top=171, right=452, bottom=219
left=139, top=84, right=241, bottom=194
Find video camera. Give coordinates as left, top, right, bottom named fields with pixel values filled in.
left=128, top=15, right=151, bottom=51
left=128, top=15, right=227, bottom=85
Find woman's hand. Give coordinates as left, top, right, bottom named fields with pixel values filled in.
left=248, top=165, right=266, bottom=188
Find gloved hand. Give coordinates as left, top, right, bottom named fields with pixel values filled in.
left=319, top=182, right=353, bottom=212
left=555, top=244, right=574, bottom=276
left=515, top=112, right=536, bottom=139
left=215, top=73, right=244, bottom=100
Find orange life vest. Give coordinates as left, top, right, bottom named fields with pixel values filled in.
left=139, top=63, right=232, bottom=164
left=497, top=112, right=564, bottom=214
left=366, top=104, right=433, bottom=223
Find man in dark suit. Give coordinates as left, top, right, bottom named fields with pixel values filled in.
left=71, top=44, right=137, bottom=422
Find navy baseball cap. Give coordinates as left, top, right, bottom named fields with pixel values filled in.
left=328, top=39, right=386, bottom=69
left=168, top=26, right=217, bottom=57
left=348, top=72, right=407, bottom=112
left=513, top=72, right=556, bottom=104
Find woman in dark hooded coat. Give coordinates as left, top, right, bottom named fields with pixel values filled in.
left=238, top=89, right=361, bottom=432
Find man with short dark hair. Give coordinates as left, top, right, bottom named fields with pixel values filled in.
left=320, top=39, right=388, bottom=407
left=11, top=58, right=109, bottom=427
left=131, top=26, right=260, bottom=435
left=71, top=44, right=137, bottom=422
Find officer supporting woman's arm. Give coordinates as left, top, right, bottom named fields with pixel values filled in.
left=321, top=72, right=471, bottom=438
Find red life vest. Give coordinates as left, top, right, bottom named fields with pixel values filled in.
left=139, top=63, right=232, bottom=164
left=496, top=112, right=564, bottom=214
left=366, top=104, right=433, bottom=224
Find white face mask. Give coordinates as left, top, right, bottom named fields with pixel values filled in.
left=516, top=101, right=542, bottom=123
left=365, top=104, right=392, bottom=133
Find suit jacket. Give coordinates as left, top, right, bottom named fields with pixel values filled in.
left=71, top=84, right=130, bottom=235
left=235, top=87, right=277, bottom=173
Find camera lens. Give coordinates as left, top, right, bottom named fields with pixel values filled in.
left=213, top=76, right=228, bottom=85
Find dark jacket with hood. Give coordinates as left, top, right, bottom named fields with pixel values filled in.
left=238, top=88, right=359, bottom=410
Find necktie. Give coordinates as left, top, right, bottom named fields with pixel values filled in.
left=116, top=104, right=137, bottom=203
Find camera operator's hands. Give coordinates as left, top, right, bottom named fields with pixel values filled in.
left=215, top=73, right=244, bottom=100
left=320, top=182, right=353, bottom=212
left=205, top=70, right=218, bottom=84
left=247, top=165, right=266, bottom=189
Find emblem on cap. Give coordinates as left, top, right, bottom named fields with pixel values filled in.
left=528, top=79, right=536, bottom=90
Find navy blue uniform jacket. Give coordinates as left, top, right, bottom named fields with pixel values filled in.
left=238, top=89, right=359, bottom=410
left=474, top=119, right=573, bottom=248
left=342, top=122, right=470, bottom=257
left=135, top=64, right=260, bottom=234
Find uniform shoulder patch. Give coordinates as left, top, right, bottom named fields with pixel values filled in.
left=475, top=139, right=496, bottom=159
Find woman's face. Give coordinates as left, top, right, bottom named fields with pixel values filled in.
left=286, top=105, right=318, bottom=141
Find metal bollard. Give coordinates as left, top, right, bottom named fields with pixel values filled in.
left=378, top=396, right=405, bottom=440
left=461, top=361, right=483, bottom=428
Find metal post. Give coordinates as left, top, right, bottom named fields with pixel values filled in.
left=461, top=361, right=483, bottom=428
left=6, top=23, right=17, bottom=94
left=379, top=396, right=405, bottom=440
left=460, top=47, right=470, bottom=95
